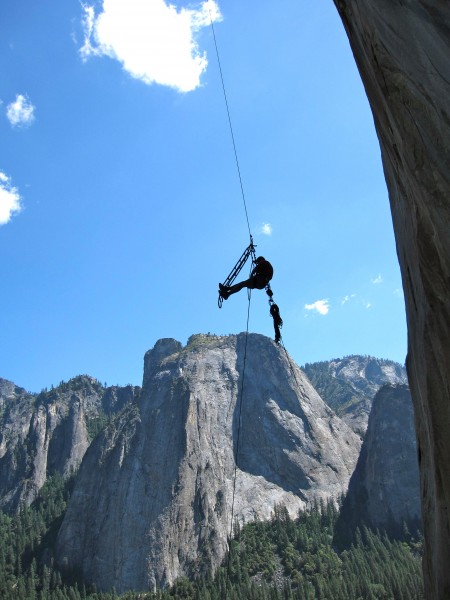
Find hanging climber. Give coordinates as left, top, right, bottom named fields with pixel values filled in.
left=219, top=256, right=273, bottom=300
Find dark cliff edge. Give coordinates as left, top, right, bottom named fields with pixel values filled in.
left=332, top=2, right=450, bottom=597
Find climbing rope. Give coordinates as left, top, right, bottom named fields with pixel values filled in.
left=208, top=16, right=254, bottom=576
left=280, top=338, right=304, bottom=393
left=223, top=292, right=252, bottom=592
left=208, top=16, right=287, bottom=587
left=209, top=10, right=252, bottom=239
left=263, top=286, right=298, bottom=386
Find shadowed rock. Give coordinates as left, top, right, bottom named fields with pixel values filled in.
left=335, top=384, right=420, bottom=546
left=332, top=3, right=450, bottom=597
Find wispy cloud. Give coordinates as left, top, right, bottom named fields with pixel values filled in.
left=372, top=274, right=383, bottom=284
left=305, top=299, right=329, bottom=315
left=0, top=172, right=22, bottom=225
left=259, top=222, right=272, bottom=236
left=80, top=0, right=221, bottom=92
left=341, top=293, right=356, bottom=305
left=6, top=94, right=35, bottom=127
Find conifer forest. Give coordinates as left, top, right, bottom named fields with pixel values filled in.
left=0, top=475, right=423, bottom=600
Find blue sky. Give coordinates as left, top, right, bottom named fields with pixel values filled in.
left=0, top=0, right=407, bottom=393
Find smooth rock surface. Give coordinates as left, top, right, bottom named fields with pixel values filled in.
left=332, top=2, right=450, bottom=597
left=335, top=384, right=420, bottom=545
left=56, top=334, right=361, bottom=592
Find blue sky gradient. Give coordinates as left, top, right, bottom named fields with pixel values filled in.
left=0, top=0, right=407, bottom=392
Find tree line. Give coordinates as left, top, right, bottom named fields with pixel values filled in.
left=0, top=476, right=423, bottom=599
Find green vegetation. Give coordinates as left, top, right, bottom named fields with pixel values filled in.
left=302, top=356, right=382, bottom=419
left=85, top=411, right=112, bottom=442
left=185, top=334, right=230, bottom=353
left=217, top=503, right=423, bottom=599
left=0, top=480, right=423, bottom=599
left=0, top=474, right=73, bottom=600
left=57, top=376, right=105, bottom=395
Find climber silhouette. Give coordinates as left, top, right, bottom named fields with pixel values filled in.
left=219, top=256, right=273, bottom=300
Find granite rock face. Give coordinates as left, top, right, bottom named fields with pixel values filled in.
left=56, top=334, right=361, bottom=592
left=303, top=356, right=407, bottom=435
left=335, top=384, right=420, bottom=545
left=0, top=376, right=139, bottom=511
left=332, top=3, right=450, bottom=597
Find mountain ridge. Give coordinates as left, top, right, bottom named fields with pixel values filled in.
left=0, top=375, right=140, bottom=511
left=303, top=355, right=407, bottom=435
left=1, top=336, right=419, bottom=593
left=1, top=344, right=406, bottom=515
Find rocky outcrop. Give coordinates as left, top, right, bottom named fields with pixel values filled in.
left=335, top=384, right=420, bottom=546
left=303, top=356, right=407, bottom=435
left=0, top=379, right=36, bottom=508
left=332, top=3, right=450, bottom=597
left=0, top=376, right=140, bottom=511
left=56, top=334, right=361, bottom=592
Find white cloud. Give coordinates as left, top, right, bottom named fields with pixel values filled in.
left=80, top=0, right=221, bottom=92
left=0, top=172, right=22, bottom=225
left=364, top=301, right=372, bottom=309
left=260, top=222, right=272, bottom=236
left=305, top=299, right=330, bottom=315
left=372, top=274, right=383, bottom=284
left=6, top=94, right=35, bottom=126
